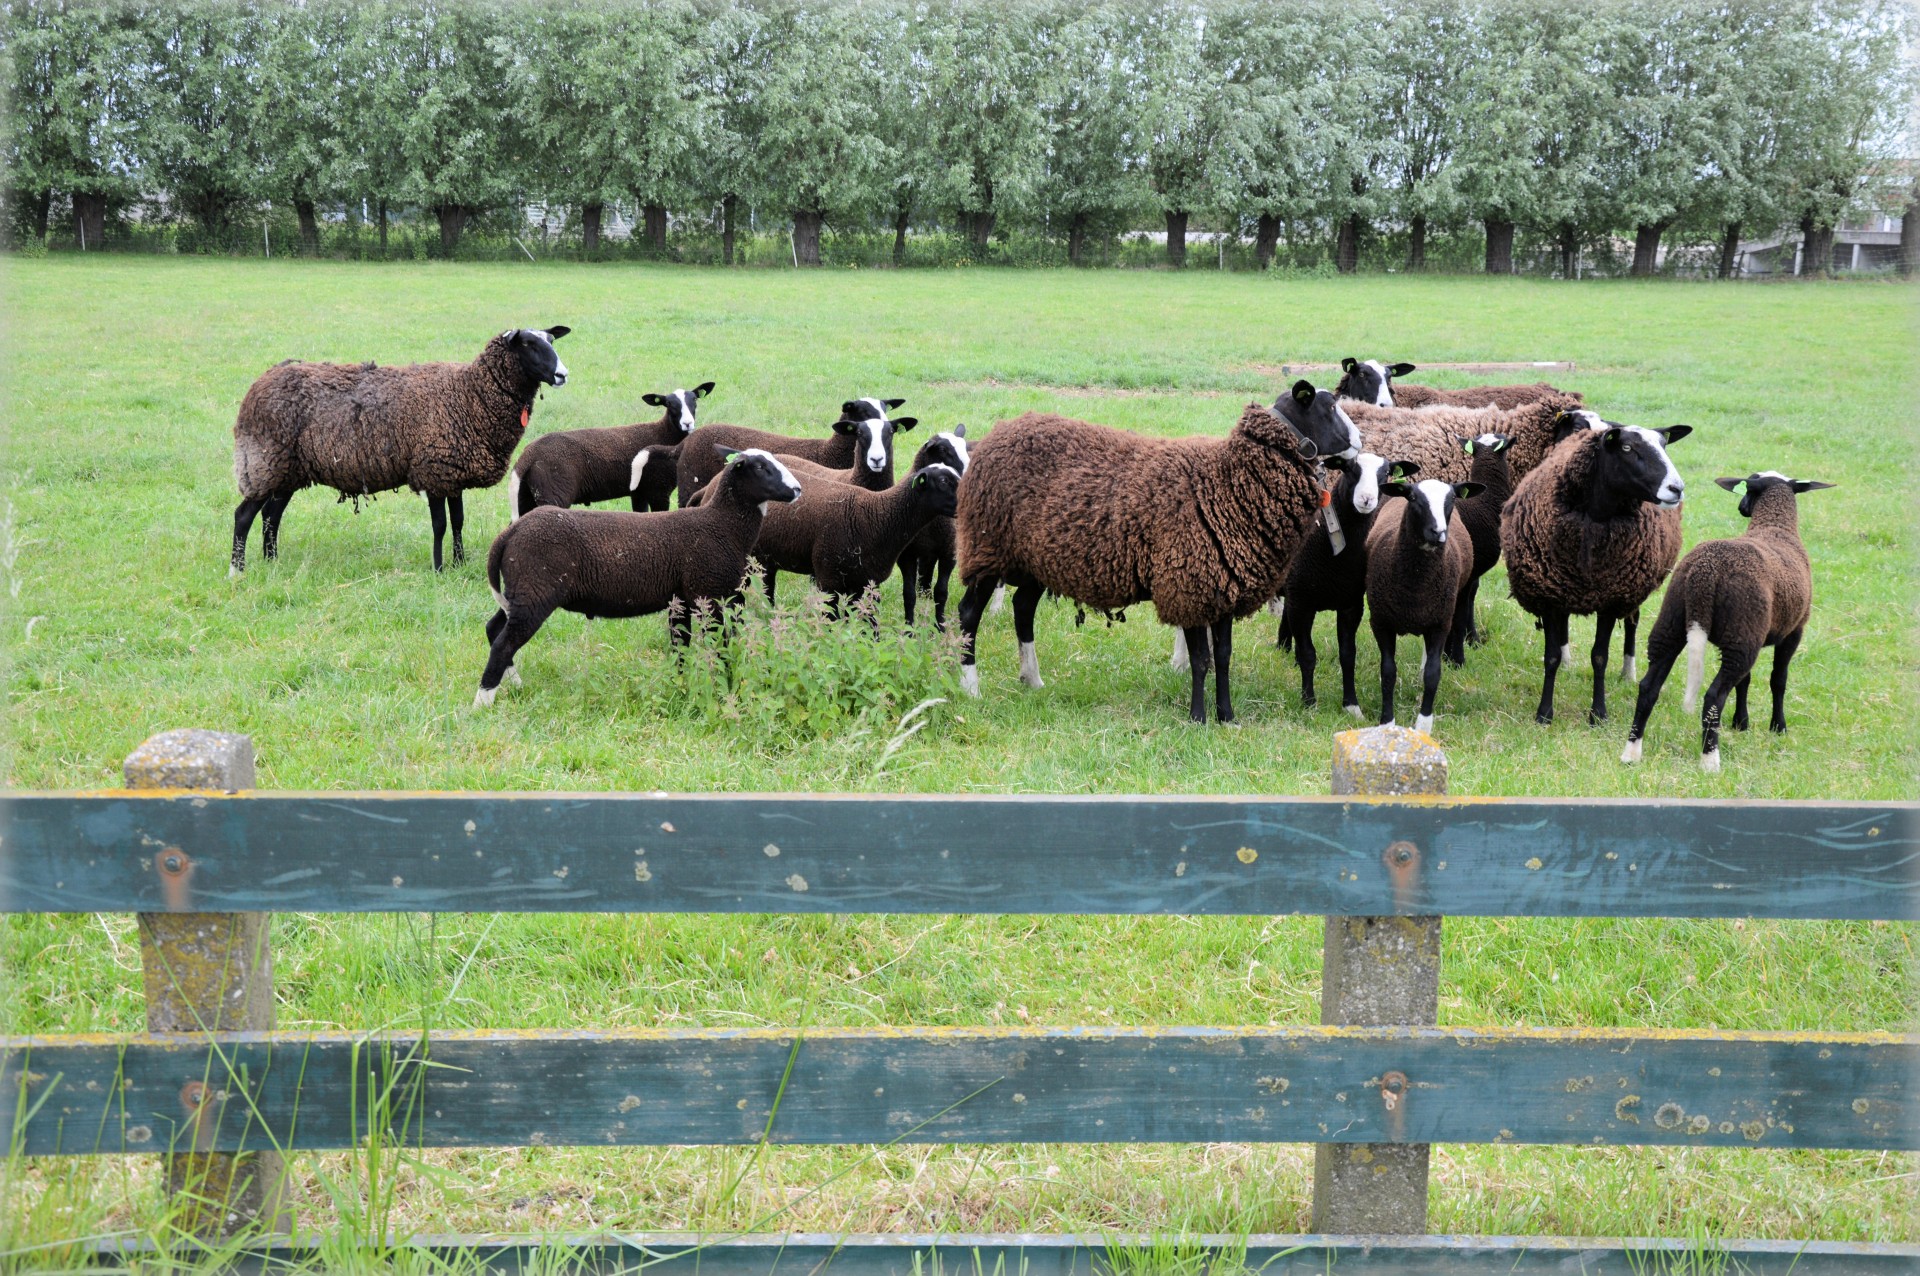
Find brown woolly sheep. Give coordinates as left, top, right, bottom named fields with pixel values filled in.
left=1623, top=473, right=1834, bottom=772
left=1342, top=393, right=1585, bottom=487
left=1501, top=423, right=1691, bottom=726
left=508, top=382, right=712, bottom=519
left=474, top=448, right=802, bottom=706
left=1445, top=431, right=1514, bottom=663
left=954, top=382, right=1361, bottom=724
left=750, top=464, right=962, bottom=617
left=1334, top=358, right=1578, bottom=412
left=1364, top=478, right=1482, bottom=735
left=675, top=397, right=916, bottom=505
left=232, top=326, right=570, bottom=574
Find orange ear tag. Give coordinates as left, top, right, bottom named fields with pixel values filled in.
left=1317, top=488, right=1332, bottom=509
left=519, top=406, right=530, bottom=429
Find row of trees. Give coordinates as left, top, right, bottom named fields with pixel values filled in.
left=6, top=0, right=1914, bottom=272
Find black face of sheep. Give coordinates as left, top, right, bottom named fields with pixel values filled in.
left=713, top=446, right=807, bottom=507
left=1337, top=357, right=1418, bottom=408
left=1719, top=471, right=1835, bottom=517
left=506, top=327, right=571, bottom=386
left=1551, top=408, right=1626, bottom=446
left=914, top=423, right=969, bottom=475
left=643, top=382, right=714, bottom=437
left=1273, top=380, right=1362, bottom=461
left=907, top=463, right=962, bottom=518
left=1597, top=425, right=1691, bottom=511
left=1327, top=452, right=1419, bottom=516
left=1382, top=478, right=1485, bottom=546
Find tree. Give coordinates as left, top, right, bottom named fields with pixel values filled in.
left=920, top=0, right=1048, bottom=258
left=1381, top=0, right=1464, bottom=270
left=1203, top=3, right=1326, bottom=270
left=684, top=0, right=766, bottom=265
left=254, top=2, right=355, bottom=254
left=1030, top=0, right=1146, bottom=265
left=145, top=2, right=270, bottom=244
left=1138, top=0, right=1219, bottom=267
left=1316, top=6, right=1398, bottom=273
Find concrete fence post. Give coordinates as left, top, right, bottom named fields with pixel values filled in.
left=125, top=729, right=288, bottom=1235
left=1311, top=725, right=1446, bottom=1234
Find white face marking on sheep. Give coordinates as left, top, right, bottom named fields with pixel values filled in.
left=937, top=431, right=970, bottom=473
left=860, top=397, right=888, bottom=422
left=1333, top=403, right=1362, bottom=459
left=673, top=390, right=697, bottom=434
left=1364, top=360, right=1393, bottom=407
left=743, top=448, right=803, bottom=500
left=1576, top=410, right=1606, bottom=430
left=1627, top=425, right=1685, bottom=506
left=1475, top=433, right=1502, bottom=449
left=523, top=328, right=567, bottom=384
left=1351, top=452, right=1387, bottom=514
left=1754, top=470, right=1788, bottom=482
left=1413, top=478, right=1453, bottom=541
left=861, top=420, right=887, bottom=473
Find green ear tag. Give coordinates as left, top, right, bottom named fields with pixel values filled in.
left=726, top=452, right=740, bottom=464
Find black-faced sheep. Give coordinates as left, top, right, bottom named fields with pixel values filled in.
left=232, top=326, right=570, bottom=574
left=750, top=464, right=962, bottom=618
left=1274, top=452, right=1420, bottom=715
left=1501, top=424, right=1691, bottom=726
left=1334, top=358, right=1578, bottom=411
left=508, top=382, right=711, bottom=520
left=474, top=448, right=802, bottom=706
left=1364, top=478, right=1481, bottom=735
left=1622, top=472, right=1834, bottom=772
left=675, top=397, right=916, bottom=506
left=1445, top=431, right=1513, bottom=663
left=953, top=382, right=1361, bottom=724
left=893, top=427, right=970, bottom=629
left=1342, top=393, right=1584, bottom=487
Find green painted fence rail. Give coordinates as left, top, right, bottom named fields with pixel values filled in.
left=6, top=1026, right=1911, bottom=1157
left=3, top=792, right=1914, bottom=919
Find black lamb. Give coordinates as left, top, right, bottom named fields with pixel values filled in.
left=509, top=382, right=712, bottom=518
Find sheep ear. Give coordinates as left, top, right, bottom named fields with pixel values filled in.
left=1388, top=362, right=1416, bottom=376
left=503, top=328, right=522, bottom=345
left=953, top=422, right=966, bottom=437
left=1602, top=428, right=1628, bottom=450
left=1380, top=481, right=1414, bottom=499
left=1324, top=454, right=1350, bottom=471
left=1660, top=425, right=1693, bottom=444
left=1714, top=477, right=1744, bottom=491
left=1389, top=460, right=1420, bottom=479
left=545, top=326, right=571, bottom=340
left=831, top=418, right=858, bottom=435
left=891, top=416, right=918, bottom=432
left=1340, top=357, right=1358, bottom=373
left=913, top=473, right=926, bottom=488
left=643, top=393, right=666, bottom=407
left=883, top=398, right=907, bottom=410
left=1453, top=481, right=1485, bottom=500
left=694, top=381, right=715, bottom=397
left=1290, top=379, right=1316, bottom=407
left=712, top=442, right=737, bottom=461
left=1460, top=436, right=1476, bottom=454
left=1492, top=435, right=1512, bottom=452
left=1792, top=479, right=1836, bottom=492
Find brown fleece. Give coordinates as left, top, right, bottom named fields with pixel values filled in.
left=754, top=467, right=959, bottom=599
left=1365, top=499, right=1473, bottom=635
left=1501, top=433, right=1682, bottom=620
left=1345, top=393, right=1584, bottom=485
left=1390, top=381, right=1579, bottom=410
left=677, top=423, right=886, bottom=503
left=1647, top=484, right=1812, bottom=660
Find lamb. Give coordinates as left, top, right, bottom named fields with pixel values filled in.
left=1274, top=452, right=1420, bottom=715
left=1500, top=423, right=1691, bottom=726
left=1364, top=478, right=1482, bottom=735
left=232, top=326, right=570, bottom=574
left=749, top=464, right=962, bottom=617
left=892, top=427, right=971, bottom=628
left=681, top=416, right=898, bottom=510
left=1444, top=432, right=1514, bottom=663
left=953, top=382, right=1361, bottom=724
left=508, top=381, right=712, bottom=519
left=1622, top=472, right=1834, bottom=772
left=675, top=397, right=915, bottom=505
left=1341, top=393, right=1584, bottom=486
left=1334, top=357, right=1577, bottom=411
left=474, top=448, right=802, bottom=706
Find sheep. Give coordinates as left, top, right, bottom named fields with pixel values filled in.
left=1622, top=472, right=1834, bottom=772
left=232, top=326, right=570, bottom=574
left=682, top=416, right=898, bottom=509
left=953, top=381, right=1361, bottom=724
left=1500, top=423, right=1692, bottom=726
left=1364, top=478, right=1482, bottom=735
left=1342, top=393, right=1584, bottom=487
left=675, top=397, right=916, bottom=505
left=1334, top=357, right=1577, bottom=411
left=1273, top=452, right=1420, bottom=715
left=509, top=382, right=712, bottom=520
left=1444, top=432, right=1513, bottom=664
left=749, top=464, right=962, bottom=618
left=474, top=447, right=802, bottom=706
left=892, top=427, right=970, bottom=629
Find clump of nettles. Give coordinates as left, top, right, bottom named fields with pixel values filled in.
left=675, top=576, right=961, bottom=748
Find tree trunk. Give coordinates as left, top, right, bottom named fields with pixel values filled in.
left=643, top=203, right=667, bottom=252
left=1558, top=223, right=1579, bottom=279
left=1254, top=213, right=1280, bottom=270
left=295, top=199, right=319, bottom=254
left=1165, top=209, right=1188, bottom=267
left=434, top=204, right=471, bottom=257
left=72, top=192, right=106, bottom=250
left=1799, top=214, right=1833, bottom=276
left=792, top=209, right=823, bottom=266
left=581, top=202, right=603, bottom=255
left=1407, top=214, right=1427, bottom=271
left=721, top=194, right=737, bottom=266
left=1630, top=221, right=1667, bottom=276
left=893, top=204, right=910, bottom=266
left=1068, top=211, right=1090, bottom=266
left=26, top=188, right=51, bottom=242
left=1484, top=217, right=1513, bottom=274
left=1900, top=190, right=1918, bottom=278
left=1335, top=213, right=1361, bottom=273
left=962, top=209, right=994, bottom=258
left=1717, top=221, right=1742, bottom=279
left=376, top=198, right=388, bottom=253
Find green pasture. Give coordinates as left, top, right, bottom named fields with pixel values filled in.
left=2, top=258, right=1914, bottom=1255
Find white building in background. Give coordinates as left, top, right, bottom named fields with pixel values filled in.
left=1735, top=208, right=1907, bottom=276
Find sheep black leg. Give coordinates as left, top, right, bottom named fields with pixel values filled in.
left=1589, top=611, right=1617, bottom=724
left=231, top=497, right=267, bottom=575
left=1182, top=625, right=1211, bottom=723
left=1619, top=607, right=1641, bottom=682
left=898, top=558, right=918, bottom=628
left=427, top=495, right=448, bottom=572
left=1535, top=610, right=1568, bottom=724
left=475, top=605, right=549, bottom=705
left=1700, top=647, right=1756, bottom=772
left=1622, top=605, right=1686, bottom=762
left=1011, top=584, right=1045, bottom=689
left=1210, top=616, right=1235, bottom=724
left=1415, top=629, right=1446, bottom=734
left=1373, top=622, right=1398, bottom=726
left=261, top=491, right=294, bottom=560
left=1275, top=597, right=1292, bottom=651
left=1336, top=603, right=1363, bottom=719
left=1731, top=675, right=1752, bottom=731
left=762, top=567, right=778, bottom=606
left=955, top=574, right=1001, bottom=698
left=1463, top=577, right=1486, bottom=647
left=1445, top=580, right=1474, bottom=667
left=485, top=608, right=507, bottom=645
left=1293, top=604, right=1320, bottom=708
left=1769, top=629, right=1802, bottom=733
left=448, top=493, right=466, bottom=565
left=931, top=558, right=952, bottom=630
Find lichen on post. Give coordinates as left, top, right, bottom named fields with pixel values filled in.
left=125, top=729, right=288, bottom=1234
left=1312, top=725, right=1446, bottom=1235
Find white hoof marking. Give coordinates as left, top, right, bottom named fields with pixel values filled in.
left=988, top=586, right=1006, bottom=615
left=473, top=686, right=497, bottom=708
left=1701, top=748, right=1721, bottom=773
left=1620, top=738, right=1642, bottom=764
left=1414, top=714, right=1435, bottom=735
left=504, top=665, right=522, bottom=688
left=1169, top=629, right=1190, bottom=670
left=1018, top=641, right=1044, bottom=688
left=1620, top=655, right=1638, bottom=683
left=960, top=666, right=980, bottom=697
left=1345, top=704, right=1363, bottom=720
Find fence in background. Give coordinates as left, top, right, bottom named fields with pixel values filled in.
left=3, top=727, right=1915, bottom=1273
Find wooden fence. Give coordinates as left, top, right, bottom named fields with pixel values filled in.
left=3, top=727, right=1915, bottom=1273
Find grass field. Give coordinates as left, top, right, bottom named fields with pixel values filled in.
left=3, top=258, right=1915, bottom=1256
